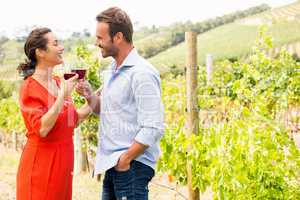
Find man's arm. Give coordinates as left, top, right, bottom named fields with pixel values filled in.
left=115, top=72, right=164, bottom=171
left=86, top=88, right=101, bottom=115
left=115, top=141, right=148, bottom=171
left=76, top=81, right=101, bottom=115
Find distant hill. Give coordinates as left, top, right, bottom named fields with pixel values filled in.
left=149, top=2, right=300, bottom=73
left=1, top=2, right=298, bottom=78
left=134, top=4, right=270, bottom=59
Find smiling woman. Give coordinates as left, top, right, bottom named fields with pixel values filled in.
left=17, top=28, right=53, bottom=79
left=16, top=28, right=92, bottom=200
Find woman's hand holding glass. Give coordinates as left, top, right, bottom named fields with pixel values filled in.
left=60, top=74, right=79, bottom=99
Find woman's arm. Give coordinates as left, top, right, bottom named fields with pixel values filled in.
left=39, top=91, right=65, bottom=137
left=39, top=75, right=78, bottom=137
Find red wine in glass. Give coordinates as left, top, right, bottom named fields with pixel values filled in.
left=71, top=69, right=86, bottom=80
left=63, top=73, right=76, bottom=80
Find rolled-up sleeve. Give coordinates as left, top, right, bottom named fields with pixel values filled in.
left=132, top=71, right=164, bottom=147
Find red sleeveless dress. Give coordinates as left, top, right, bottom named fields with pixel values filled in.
left=17, top=76, right=78, bottom=200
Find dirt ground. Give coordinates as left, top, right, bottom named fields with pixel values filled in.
left=0, top=144, right=213, bottom=200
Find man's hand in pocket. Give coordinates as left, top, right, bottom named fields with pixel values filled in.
left=115, top=153, right=131, bottom=172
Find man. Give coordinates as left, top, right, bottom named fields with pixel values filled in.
left=76, top=7, right=164, bottom=200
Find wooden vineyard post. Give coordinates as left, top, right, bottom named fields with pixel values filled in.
left=12, top=131, right=17, bottom=151
left=185, top=32, right=200, bottom=200
left=206, top=54, right=213, bottom=85
left=74, top=128, right=82, bottom=174
left=74, top=128, right=88, bottom=173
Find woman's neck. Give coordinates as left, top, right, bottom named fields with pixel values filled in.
left=33, top=65, right=53, bottom=82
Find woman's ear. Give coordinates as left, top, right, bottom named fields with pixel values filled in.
left=35, top=48, right=44, bottom=59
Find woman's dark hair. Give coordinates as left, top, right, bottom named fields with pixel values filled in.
left=96, top=7, right=133, bottom=43
left=17, top=27, right=52, bottom=79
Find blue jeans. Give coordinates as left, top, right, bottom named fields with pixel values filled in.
left=101, top=160, right=155, bottom=200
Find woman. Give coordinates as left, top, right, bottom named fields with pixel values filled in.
left=16, top=27, right=92, bottom=200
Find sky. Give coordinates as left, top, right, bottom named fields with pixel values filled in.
left=0, top=0, right=296, bottom=38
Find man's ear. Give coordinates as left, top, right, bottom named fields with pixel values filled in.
left=114, top=32, right=124, bottom=44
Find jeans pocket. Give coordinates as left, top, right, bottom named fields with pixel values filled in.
left=135, top=161, right=155, bottom=180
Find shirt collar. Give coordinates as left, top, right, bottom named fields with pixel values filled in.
left=110, top=48, right=138, bottom=72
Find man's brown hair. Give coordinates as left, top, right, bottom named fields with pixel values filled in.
left=96, top=7, right=133, bottom=43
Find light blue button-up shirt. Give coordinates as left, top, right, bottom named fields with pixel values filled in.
left=94, top=48, right=164, bottom=175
